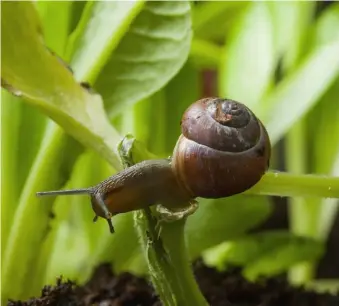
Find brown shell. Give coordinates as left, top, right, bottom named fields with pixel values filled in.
left=171, top=98, right=271, bottom=198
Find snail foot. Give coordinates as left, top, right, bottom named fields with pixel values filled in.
left=155, top=200, right=199, bottom=223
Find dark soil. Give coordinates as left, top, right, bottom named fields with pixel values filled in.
left=8, top=259, right=339, bottom=306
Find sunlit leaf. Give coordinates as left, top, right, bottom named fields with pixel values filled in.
left=219, top=2, right=275, bottom=109
left=310, top=3, right=339, bottom=50
left=67, top=1, right=145, bottom=82
left=267, top=2, right=315, bottom=71
left=264, top=41, right=339, bottom=144
left=1, top=1, right=121, bottom=168
left=1, top=90, right=22, bottom=257
left=36, top=1, right=74, bottom=55
left=95, top=1, right=192, bottom=117
left=1, top=1, right=120, bottom=299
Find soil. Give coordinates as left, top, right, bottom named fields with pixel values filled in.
left=8, top=259, right=339, bottom=306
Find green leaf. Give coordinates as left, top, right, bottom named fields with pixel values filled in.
left=189, top=39, right=222, bottom=69
left=127, top=90, right=169, bottom=157
left=1, top=90, right=22, bottom=257
left=36, top=1, right=74, bottom=55
left=95, top=1, right=192, bottom=117
left=67, top=1, right=146, bottom=81
left=203, top=230, right=324, bottom=281
left=79, top=212, right=141, bottom=282
left=1, top=1, right=121, bottom=169
left=307, top=279, right=339, bottom=294
left=42, top=150, right=113, bottom=284
left=264, top=41, right=339, bottom=144
left=42, top=157, right=142, bottom=284
left=1, top=89, right=47, bottom=269
left=310, top=3, right=339, bottom=50
left=267, top=2, right=315, bottom=71
left=68, top=1, right=87, bottom=36
left=2, top=126, right=83, bottom=299
left=283, top=9, right=339, bottom=283
left=311, top=79, right=339, bottom=174
left=219, top=2, right=275, bottom=109
left=186, top=195, right=272, bottom=258
left=1, top=1, right=124, bottom=299
left=192, top=1, right=249, bottom=41
left=302, top=79, right=339, bottom=241
left=44, top=150, right=143, bottom=283
left=164, top=61, right=200, bottom=153
left=16, top=104, right=47, bottom=193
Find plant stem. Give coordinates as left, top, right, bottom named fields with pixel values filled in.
left=1, top=91, right=21, bottom=258
left=2, top=123, right=83, bottom=300
left=247, top=171, right=339, bottom=199
left=119, top=136, right=208, bottom=306
left=285, top=121, right=315, bottom=284
left=134, top=209, right=208, bottom=306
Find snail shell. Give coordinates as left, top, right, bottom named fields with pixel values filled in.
left=171, top=98, right=271, bottom=198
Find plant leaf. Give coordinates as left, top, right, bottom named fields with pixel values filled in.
left=267, top=2, right=315, bottom=71
left=1, top=1, right=121, bottom=169
left=1, top=90, right=22, bottom=257
left=186, top=195, right=272, bottom=258
left=164, top=61, right=200, bottom=153
left=263, top=41, right=339, bottom=144
left=192, top=1, right=249, bottom=41
left=36, top=1, right=74, bottom=55
left=203, top=230, right=324, bottom=281
left=189, top=39, right=222, bottom=69
left=302, top=78, right=339, bottom=242
left=219, top=2, right=275, bottom=109
left=309, top=3, right=339, bottom=51
left=307, top=279, right=339, bottom=294
left=0, top=1, right=125, bottom=299
left=67, top=1, right=146, bottom=81
left=94, top=1, right=192, bottom=117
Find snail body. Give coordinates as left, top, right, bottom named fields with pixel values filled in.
left=90, top=159, right=191, bottom=217
left=37, top=98, right=271, bottom=233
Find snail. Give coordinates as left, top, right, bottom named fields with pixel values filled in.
left=36, top=98, right=271, bottom=233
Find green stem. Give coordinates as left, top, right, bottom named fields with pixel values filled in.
left=119, top=136, right=208, bottom=306
left=161, top=219, right=208, bottom=305
left=1, top=123, right=83, bottom=301
left=285, top=121, right=315, bottom=284
left=247, top=171, right=339, bottom=198
left=135, top=210, right=208, bottom=306
left=1, top=90, right=21, bottom=258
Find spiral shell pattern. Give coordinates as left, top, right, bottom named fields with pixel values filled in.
left=172, top=98, right=271, bottom=198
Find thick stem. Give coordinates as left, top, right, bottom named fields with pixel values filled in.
left=119, top=136, right=208, bottom=306
left=134, top=209, right=208, bottom=306
left=247, top=171, right=339, bottom=198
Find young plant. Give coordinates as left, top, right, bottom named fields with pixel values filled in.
left=2, top=1, right=339, bottom=305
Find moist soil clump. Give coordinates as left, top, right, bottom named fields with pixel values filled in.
left=8, top=260, right=339, bottom=306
